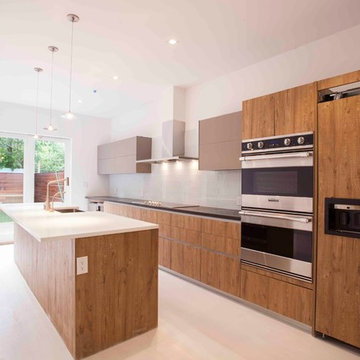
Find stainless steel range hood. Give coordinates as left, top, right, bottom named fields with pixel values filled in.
left=136, top=120, right=198, bottom=164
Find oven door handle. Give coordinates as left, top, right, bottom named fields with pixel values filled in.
left=238, top=210, right=312, bottom=223
left=239, top=151, right=313, bottom=162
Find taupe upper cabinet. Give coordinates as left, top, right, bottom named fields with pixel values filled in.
left=274, top=82, right=317, bottom=135
left=242, top=83, right=317, bottom=140
left=199, top=111, right=241, bottom=170
left=98, top=136, right=152, bottom=174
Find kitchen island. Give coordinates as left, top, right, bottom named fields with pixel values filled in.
left=1, top=204, right=159, bottom=360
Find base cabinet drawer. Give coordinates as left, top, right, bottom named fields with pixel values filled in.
left=171, top=242, right=201, bottom=281
left=241, top=269, right=313, bottom=325
left=159, top=237, right=171, bottom=268
left=200, top=249, right=241, bottom=297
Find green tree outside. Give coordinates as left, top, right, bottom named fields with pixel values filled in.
left=35, top=140, right=65, bottom=173
left=0, top=138, right=65, bottom=173
left=0, top=138, right=24, bottom=171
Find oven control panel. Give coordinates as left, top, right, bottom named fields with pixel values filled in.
left=242, top=132, right=313, bottom=153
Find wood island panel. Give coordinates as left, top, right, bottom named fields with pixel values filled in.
left=14, top=219, right=158, bottom=359
left=75, top=229, right=158, bottom=359
left=14, top=224, right=76, bottom=357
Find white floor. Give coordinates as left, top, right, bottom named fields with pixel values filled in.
left=0, top=222, right=13, bottom=245
left=0, top=244, right=358, bottom=360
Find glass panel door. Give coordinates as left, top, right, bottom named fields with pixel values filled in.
left=34, top=139, right=66, bottom=203
left=0, top=135, right=24, bottom=244
left=0, top=136, right=24, bottom=205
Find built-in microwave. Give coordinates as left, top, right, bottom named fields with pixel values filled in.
left=240, top=132, right=314, bottom=213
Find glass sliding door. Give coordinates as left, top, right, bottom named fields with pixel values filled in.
left=0, top=136, right=24, bottom=204
left=0, top=135, right=24, bottom=244
left=34, top=139, right=66, bottom=203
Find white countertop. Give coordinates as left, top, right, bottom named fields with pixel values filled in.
left=1, top=203, right=158, bottom=242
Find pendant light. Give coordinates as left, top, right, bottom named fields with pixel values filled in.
left=44, top=45, right=58, bottom=132
left=33, top=67, right=43, bottom=139
left=62, top=13, right=80, bottom=120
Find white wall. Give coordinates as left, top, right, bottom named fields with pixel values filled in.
left=0, top=101, right=111, bottom=210
left=110, top=25, right=360, bottom=209
left=185, top=24, right=360, bottom=152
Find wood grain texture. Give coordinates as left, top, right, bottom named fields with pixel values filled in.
left=201, top=218, right=241, bottom=256
left=274, top=83, right=317, bottom=135
left=75, top=230, right=158, bottom=359
left=241, top=268, right=312, bottom=325
left=159, top=236, right=171, bottom=268
left=170, top=241, right=201, bottom=280
left=200, top=249, right=241, bottom=297
left=242, top=94, right=275, bottom=140
left=14, top=224, right=76, bottom=357
left=316, top=96, right=360, bottom=347
left=241, top=263, right=313, bottom=290
left=317, top=69, right=360, bottom=90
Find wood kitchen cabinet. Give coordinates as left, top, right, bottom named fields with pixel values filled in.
left=317, top=69, right=360, bottom=90
left=98, top=136, right=152, bottom=174
left=200, top=249, right=241, bottom=297
left=104, top=201, right=315, bottom=325
left=274, top=82, right=317, bottom=135
left=242, top=82, right=317, bottom=141
left=316, top=95, right=360, bottom=348
left=199, top=112, right=242, bottom=170
left=159, top=237, right=171, bottom=268
left=241, top=265, right=313, bottom=325
left=171, top=241, right=201, bottom=280
left=242, top=94, right=275, bottom=140
left=201, top=218, right=241, bottom=256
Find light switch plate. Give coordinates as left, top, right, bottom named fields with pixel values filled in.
left=76, top=256, right=88, bottom=275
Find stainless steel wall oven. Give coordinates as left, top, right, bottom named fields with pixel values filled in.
left=240, top=132, right=314, bottom=280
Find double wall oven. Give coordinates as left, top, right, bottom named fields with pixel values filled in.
left=239, top=132, right=314, bottom=281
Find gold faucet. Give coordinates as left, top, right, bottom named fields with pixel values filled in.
left=44, top=177, right=69, bottom=211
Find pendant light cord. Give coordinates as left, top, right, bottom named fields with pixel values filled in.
left=35, top=71, right=40, bottom=134
left=68, top=19, right=74, bottom=113
left=50, top=49, right=54, bottom=126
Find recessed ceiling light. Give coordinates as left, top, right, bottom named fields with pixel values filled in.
left=113, top=75, right=119, bottom=80
left=78, top=99, right=82, bottom=103
left=168, top=39, right=178, bottom=45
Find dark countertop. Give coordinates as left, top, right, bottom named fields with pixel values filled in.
left=86, top=196, right=241, bottom=221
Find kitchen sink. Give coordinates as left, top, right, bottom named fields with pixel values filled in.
left=54, top=208, right=84, bottom=213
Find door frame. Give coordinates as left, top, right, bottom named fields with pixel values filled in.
left=0, top=131, right=72, bottom=204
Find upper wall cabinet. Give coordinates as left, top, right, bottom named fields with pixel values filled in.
left=242, top=83, right=317, bottom=140
left=274, top=82, right=317, bottom=136
left=98, top=136, right=152, bottom=174
left=199, top=111, right=241, bottom=170
left=242, top=94, right=275, bottom=140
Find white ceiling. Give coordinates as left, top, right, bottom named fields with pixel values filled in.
left=1, top=0, right=360, bottom=119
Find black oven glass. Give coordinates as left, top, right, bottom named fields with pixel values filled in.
left=242, top=166, right=313, bottom=197
left=241, top=222, right=312, bottom=263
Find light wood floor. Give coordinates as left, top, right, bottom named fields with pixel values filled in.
left=0, top=244, right=358, bottom=360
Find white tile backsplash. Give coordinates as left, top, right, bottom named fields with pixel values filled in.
left=109, top=161, right=241, bottom=209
